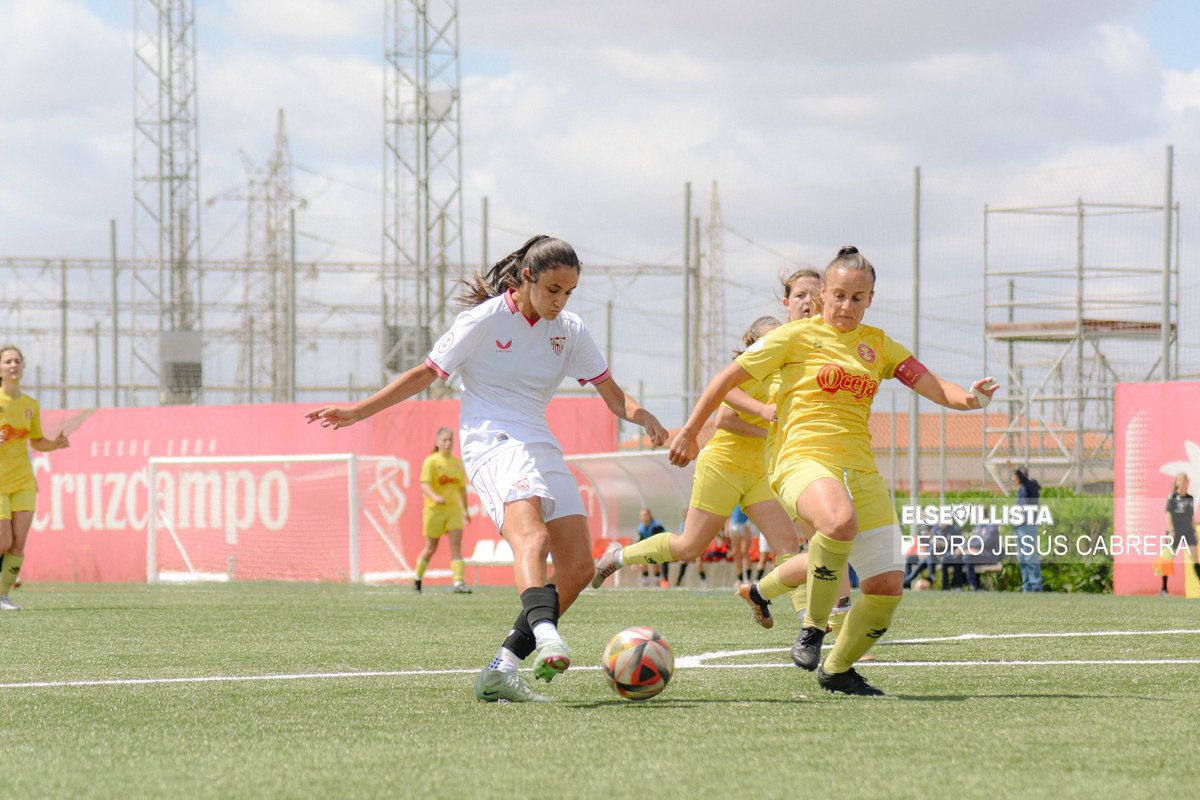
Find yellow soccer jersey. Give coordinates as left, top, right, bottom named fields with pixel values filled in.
left=0, top=389, right=42, bottom=492
left=420, top=452, right=467, bottom=511
left=736, top=315, right=913, bottom=474
left=699, top=376, right=772, bottom=476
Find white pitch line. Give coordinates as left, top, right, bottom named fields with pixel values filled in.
left=3, top=628, right=1198, bottom=690
left=677, top=628, right=1200, bottom=667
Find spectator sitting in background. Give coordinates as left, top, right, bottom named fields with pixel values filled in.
left=636, top=508, right=667, bottom=587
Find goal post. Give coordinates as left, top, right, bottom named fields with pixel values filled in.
left=146, top=453, right=418, bottom=584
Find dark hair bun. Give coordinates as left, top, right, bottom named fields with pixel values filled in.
left=837, top=245, right=859, bottom=257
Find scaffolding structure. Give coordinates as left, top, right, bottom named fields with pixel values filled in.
left=982, top=150, right=1180, bottom=492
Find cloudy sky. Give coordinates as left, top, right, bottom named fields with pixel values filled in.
left=3, top=0, right=1200, bottom=423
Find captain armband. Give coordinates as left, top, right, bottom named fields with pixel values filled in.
left=894, top=356, right=928, bottom=388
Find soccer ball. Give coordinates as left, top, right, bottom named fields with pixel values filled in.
left=602, top=626, right=673, bottom=701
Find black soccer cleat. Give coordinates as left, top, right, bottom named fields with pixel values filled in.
left=817, top=665, right=885, bottom=696
left=791, top=626, right=825, bottom=671
left=413, top=578, right=422, bottom=593
left=736, top=582, right=773, bottom=629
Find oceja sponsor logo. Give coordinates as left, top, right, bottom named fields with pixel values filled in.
left=815, top=363, right=878, bottom=399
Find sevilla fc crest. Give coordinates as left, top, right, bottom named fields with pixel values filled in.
left=550, top=336, right=566, bottom=356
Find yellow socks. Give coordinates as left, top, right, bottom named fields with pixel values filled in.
left=0, top=553, right=24, bottom=594
left=773, top=552, right=808, bottom=616
left=415, top=558, right=429, bottom=580
left=756, top=564, right=800, bottom=601
left=805, top=533, right=852, bottom=630
left=822, top=593, right=901, bottom=674
left=621, top=532, right=676, bottom=567
left=451, top=559, right=465, bottom=583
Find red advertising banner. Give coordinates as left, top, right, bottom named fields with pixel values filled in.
left=28, top=398, right=616, bottom=584
left=1113, top=382, right=1200, bottom=596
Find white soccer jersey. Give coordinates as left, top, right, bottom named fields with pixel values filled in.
left=424, top=289, right=610, bottom=471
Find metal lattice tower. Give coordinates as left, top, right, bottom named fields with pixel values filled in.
left=700, top=181, right=727, bottom=382
left=209, top=110, right=305, bottom=402
left=383, top=0, right=464, bottom=381
left=132, top=0, right=203, bottom=405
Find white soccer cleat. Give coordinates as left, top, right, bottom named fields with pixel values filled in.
left=591, top=542, right=624, bottom=589
left=473, top=667, right=551, bottom=703
left=532, top=639, right=572, bottom=682
left=0, top=594, right=20, bottom=611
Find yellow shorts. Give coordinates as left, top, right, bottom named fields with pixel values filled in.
left=771, top=460, right=897, bottom=532
left=422, top=504, right=465, bottom=539
left=689, top=457, right=780, bottom=517
left=0, top=489, right=37, bottom=520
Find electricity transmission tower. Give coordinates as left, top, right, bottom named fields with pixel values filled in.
left=383, top=0, right=465, bottom=383
left=207, top=110, right=306, bottom=402
left=700, top=181, right=727, bottom=383
left=132, top=0, right=203, bottom=404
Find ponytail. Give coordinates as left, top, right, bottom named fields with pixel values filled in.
left=457, top=235, right=581, bottom=307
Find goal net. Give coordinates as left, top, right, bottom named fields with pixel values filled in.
left=146, top=454, right=421, bottom=584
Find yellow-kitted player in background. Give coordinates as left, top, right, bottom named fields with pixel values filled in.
left=0, top=344, right=71, bottom=611
left=416, top=427, right=472, bottom=593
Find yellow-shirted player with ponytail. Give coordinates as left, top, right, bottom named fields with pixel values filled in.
left=592, top=318, right=802, bottom=606
left=415, top=427, right=472, bottom=593
left=671, top=246, right=998, bottom=696
left=724, top=268, right=858, bottom=656
left=0, top=344, right=70, bottom=611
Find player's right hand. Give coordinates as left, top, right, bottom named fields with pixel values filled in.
left=669, top=429, right=699, bottom=467
left=304, top=406, right=360, bottom=429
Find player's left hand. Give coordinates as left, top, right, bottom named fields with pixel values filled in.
left=54, top=432, right=70, bottom=450
left=971, top=377, right=999, bottom=409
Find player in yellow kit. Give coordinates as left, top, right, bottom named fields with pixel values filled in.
left=415, top=427, right=472, bottom=593
left=725, top=267, right=858, bottom=652
left=591, top=317, right=802, bottom=612
left=670, top=247, right=998, bottom=695
left=0, top=344, right=70, bottom=610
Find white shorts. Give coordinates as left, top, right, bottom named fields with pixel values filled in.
left=848, top=524, right=906, bottom=582
left=468, top=441, right=586, bottom=532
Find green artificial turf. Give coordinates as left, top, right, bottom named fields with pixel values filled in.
left=1, top=583, right=1195, bottom=799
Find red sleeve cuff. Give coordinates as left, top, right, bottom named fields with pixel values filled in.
left=577, top=368, right=611, bottom=387
left=424, top=357, right=450, bottom=381
left=894, top=356, right=928, bottom=388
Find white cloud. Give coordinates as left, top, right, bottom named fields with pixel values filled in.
left=5, top=0, right=1200, bottom=414
left=223, top=0, right=377, bottom=42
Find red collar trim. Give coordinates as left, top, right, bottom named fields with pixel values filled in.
left=503, top=289, right=540, bottom=327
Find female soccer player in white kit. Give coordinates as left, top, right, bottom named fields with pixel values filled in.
left=307, top=235, right=667, bottom=702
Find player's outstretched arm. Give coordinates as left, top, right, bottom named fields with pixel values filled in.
left=594, top=377, right=668, bottom=448
left=724, top=386, right=776, bottom=424
left=30, top=432, right=70, bottom=452
left=715, top=406, right=767, bottom=439
left=669, top=361, right=753, bottom=467
left=912, top=371, right=999, bottom=411
left=305, top=363, right=439, bottom=429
